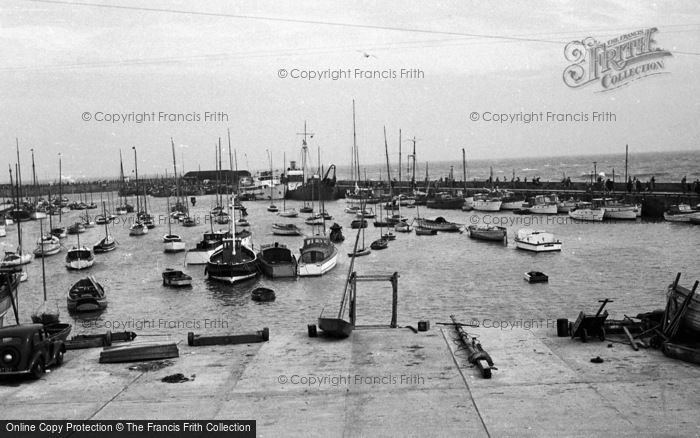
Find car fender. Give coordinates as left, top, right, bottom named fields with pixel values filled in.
left=28, top=351, right=45, bottom=372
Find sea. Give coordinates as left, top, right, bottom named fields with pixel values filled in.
left=2, top=191, right=699, bottom=340
left=331, top=150, right=700, bottom=184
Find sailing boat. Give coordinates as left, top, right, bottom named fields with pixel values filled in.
left=29, top=149, right=47, bottom=220
left=51, top=155, right=68, bottom=238
left=163, top=197, right=186, bottom=252
left=347, top=201, right=370, bottom=257
left=129, top=147, right=148, bottom=236
left=31, top=217, right=60, bottom=325
left=93, top=201, right=117, bottom=253
left=266, top=150, right=279, bottom=213
left=115, top=150, right=129, bottom=215
left=1, top=165, right=33, bottom=268
left=213, top=139, right=230, bottom=225
left=370, top=204, right=389, bottom=250
left=278, top=153, right=298, bottom=217
left=65, top=227, right=95, bottom=270
left=33, top=204, right=61, bottom=257
left=318, top=224, right=362, bottom=338
left=205, top=206, right=258, bottom=284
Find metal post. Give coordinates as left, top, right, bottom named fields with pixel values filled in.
left=390, top=272, right=398, bottom=328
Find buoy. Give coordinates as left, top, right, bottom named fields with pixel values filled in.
left=417, top=321, right=430, bottom=332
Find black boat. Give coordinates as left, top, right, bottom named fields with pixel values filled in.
left=67, top=276, right=107, bottom=312
left=251, top=287, right=276, bottom=302
left=524, top=271, right=549, bottom=283
left=205, top=238, right=259, bottom=284
left=370, top=239, right=388, bottom=250
left=329, top=223, right=344, bottom=243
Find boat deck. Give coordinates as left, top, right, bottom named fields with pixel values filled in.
left=3, top=326, right=700, bottom=436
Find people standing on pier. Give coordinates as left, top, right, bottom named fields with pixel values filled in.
left=635, top=178, right=642, bottom=193
left=681, top=175, right=687, bottom=193
left=627, top=177, right=633, bottom=193
left=650, top=176, right=655, bottom=191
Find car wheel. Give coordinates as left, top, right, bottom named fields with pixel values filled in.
left=31, top=360, right=45, bottom=379
left=56, top=351, right=64, bottom=366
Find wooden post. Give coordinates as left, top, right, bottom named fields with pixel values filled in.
left=390, top=272, right=398, bottom=328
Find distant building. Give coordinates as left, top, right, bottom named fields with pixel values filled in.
left=182, top=170, right=251, bottom=182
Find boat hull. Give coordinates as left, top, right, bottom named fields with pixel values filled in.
left=164, top=241, right=186, bottom=252
left=298, top=252, right=338, bottom=277
left=568, top=208, right=605, bottom=222
left=514, top=240, right=562, bottom=252
left=318, top=317, right=353, bottom=338
left=467, top=225, right=507, bottom=241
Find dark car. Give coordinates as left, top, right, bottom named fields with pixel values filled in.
left=0, top=324, right=66, bottom=379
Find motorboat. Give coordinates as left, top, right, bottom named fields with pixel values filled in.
left=664, top=204, right=698, bottom=222
left=413, top=216, right=461, bottom=232
left=184, top=230, right=232, bottom=265
left=258, top=242, right=298, bottom=278
left=568, top=202, right=605, bottom=222
left=298, top=235, right=338, bottom=277
left=514, top=229, right=562, bottom=252
left=599, top=198, right=639, bottom=220
left=529, top=195, right=558, bottom=215
left=472, top=194, right=502, bottom=212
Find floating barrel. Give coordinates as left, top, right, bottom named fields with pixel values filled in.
left=417, top=321, right=430, bottom=332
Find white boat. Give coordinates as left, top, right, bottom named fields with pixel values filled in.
left=184, top=230, right=231, bottom=265
left=33, top=235, right=61, bottom=257
left=664, top=204, right=698, bottom=222
left=278, top=208, right=298, bottom=218
left=297, top=235, right=338, bottom=277
left=472, top=195, right=502, bottom=211
left=568, top=202, right=605, bottom=222
left=528, top=195, right=558, bottom=215
left=499, top=192, right=525, bottom=210
left=163, top=235, right=186, bottom=252
left=514, top=229, right=562, bottom=252
left=0, top=251, right=33, bottom=267
left=344, top=205, right=360, bottom=214
left=556, top=198, right=577, bottom=214
left=599, top=198, right=639, bottom=220
left=65, top=246, right=95, bottom=270
left=129, top=221, right=148, bottom=235
left=272, top=223, right=302, bottom=236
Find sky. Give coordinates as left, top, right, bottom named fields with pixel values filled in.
left=1, top=0, right=699, bottom=181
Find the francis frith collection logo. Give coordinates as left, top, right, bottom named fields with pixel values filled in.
left=563, top=28, right=672, bottom=91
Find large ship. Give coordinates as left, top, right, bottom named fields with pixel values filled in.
left=282, top=123, right=339, bottom=201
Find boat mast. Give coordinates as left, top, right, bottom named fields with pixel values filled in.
left=384, top=126, right=392, bottom=199
left=132, top=146, right=140, bottom=215
left=296, top=121, right=313, bottom=184
left=624, top=144, right=628, bottom=184
left=398, top=129, right=402, bottom=194
left=31, top=148, right=38, bottom=207
left=353, top=101, right=360, bottom=189
left=102, top=201, right=109, bottom=239
left=227, top=128, right=233, bottom=206
left=118, top=149, right=124, bottom=208
left=58, top=153, right=63, bottom=223
left=462, top=148, right=467, bottom=193
left=218, top=138, right=223, bottom=208
left=410, top=137, right=417, bottom=191
left=171, top=138, right=180, bottom=211
left=14, top=164, right=23, bottom=255
left=16, top=139, right=23, bottom=202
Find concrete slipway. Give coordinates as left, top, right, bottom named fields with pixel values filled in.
left=1, top=325, right=699, bottom=437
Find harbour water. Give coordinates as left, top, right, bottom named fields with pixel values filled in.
left=2, top=193, right=698, bottom=339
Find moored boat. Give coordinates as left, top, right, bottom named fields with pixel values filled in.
left=258, top=242, right=298, bottom=278
left=162, top=268, right=193, bottom=287
left=370, top=238, right=388, bottom=250
left=529, top=195, right=558, bottom=215
left=67, top=276, right=107, bottom=312
left=329, top=223, right=345, bottom=243
left=415, top=227, right=438, bottom=235
left=0, top=251, right=33, bottom=267
left=600, top=198, right=639, bottom=220
left=129, top=221, right=148, bottom=236
left=413, top=216, right=461, bottom=232
left=467, top=225, right=507, bottom=242
left=514, top=229, right=562, bottom=252
left=184, top=230, right=232, bottom=265
left=298, top=235, right=338, bottom=277
left=568, top=202, right=605, bottom=222
left=65, top=246, right=95, bottom=270
left=664, top=204, right=698, bottom=222
left=272, top=223, right=302, bottom=236
left=205, top=238, right=259, bottom=284
left=472, top=194, right=502, bottom=212
left=251, top=287, right=276, bottom=302
left=524, top=271, right=549, bottom=283
left=33, top=235, right=61, bottom=257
